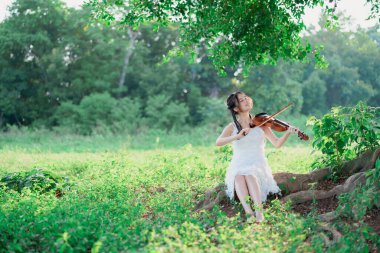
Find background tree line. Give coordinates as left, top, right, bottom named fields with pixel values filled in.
left=0, top=0, right=379, bottom=134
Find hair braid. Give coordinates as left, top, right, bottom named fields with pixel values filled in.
left=226, top=92, right=243, bottom=133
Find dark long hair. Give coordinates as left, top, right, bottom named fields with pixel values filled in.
left=226, top=91, right=252, bottom=133
left=227, top=91, right=253, bottom=133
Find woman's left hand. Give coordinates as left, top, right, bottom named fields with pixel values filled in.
left=287, top=126, right=299, bottom=134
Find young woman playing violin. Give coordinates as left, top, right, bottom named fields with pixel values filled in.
left=215, top=91, right=300, bottom=223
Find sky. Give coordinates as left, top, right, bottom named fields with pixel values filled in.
left=0, top=0, right=377, bottom=30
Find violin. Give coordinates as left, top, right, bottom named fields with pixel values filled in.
left=250, top=113, right=309, bottom=141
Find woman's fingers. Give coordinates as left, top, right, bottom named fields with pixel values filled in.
left=238, top=128, right=251, bottom=137
left=243, top=128, right=251, bottom=135
left=288, top=126, right=299, bottom=134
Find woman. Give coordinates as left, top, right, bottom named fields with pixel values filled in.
left=215, top=91, right=299, bottom=223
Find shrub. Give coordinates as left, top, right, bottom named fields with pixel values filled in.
left=54, top=93, right=142, bottom=135
left=145, top=94, right=189, bottom=130
left=0, top=168, right=70, bottom=196
left=307, top=101, right=379, bottom=174
left=197, top=98, right=230, bottom=127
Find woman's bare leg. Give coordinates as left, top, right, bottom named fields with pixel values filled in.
left=234, top=175, right=254, bottom=215
left=245, top=175, right=264, bottom=222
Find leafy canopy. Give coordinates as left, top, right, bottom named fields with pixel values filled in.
left=85, top=0, right=378, bottom=74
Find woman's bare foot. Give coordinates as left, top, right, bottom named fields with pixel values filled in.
left=246, top=212, right=262, bottom=224
left=246, top=214, right=256, bottom=224
left=255, top=211, right=264, bottom=223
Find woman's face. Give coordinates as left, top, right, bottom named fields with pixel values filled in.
left=236, top=93, right=253, bottom=112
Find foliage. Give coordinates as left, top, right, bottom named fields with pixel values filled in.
left=0, top=0, right=67, bottom=126
left=0, top=145, right=320, bottom=252
left=303, top=23, right=380, bottom=114
left=0, top=168, right=69, bottom=195
left=367, top=0, right=380, bottom=22
left=214, top=144, right=233, bottom=166
left=301, top=72, right=328, bottom=115
left=1, top=141, right=377, bottom=252
left=197, top=97, right=229, bottom=127
left=0, top=0, right=128, bottom=127
left=240, top=63, right=304, bottom=114
left=54, top=92, right=142, bottom=135
left=86, top=1, right=380, bottom=74
left=337, top=159, right=380, bottom=221
left=307, top=102, right=379, bottom=174
left=1, top=0, right=379, bottom=133
left=144, top=94, right=189, bottom=130
left=314, top=158, right=380, bottom=252
left=146, top=199, right=316, bottom=252
left=86, top=0, right=334, bottom=74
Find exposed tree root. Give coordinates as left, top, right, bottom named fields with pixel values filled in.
left=339, top=147, right=380, bottom=176
left=281, top=172, right=366, bottom=205
left=316, top=223, right=342, bottom=247
left=275, top=147, right=380, bottom=195
left=194, top=183, right=226, bottom=211
left=317, top=190, right=380, bottom=222
left=318, top=211, right=338, bottom=222
left=273, top=168, right=330, bottom=194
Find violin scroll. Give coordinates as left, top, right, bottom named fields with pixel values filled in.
left=295, top=130, right=309, bottom=141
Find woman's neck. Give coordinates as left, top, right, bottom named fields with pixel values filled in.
left=238, top=112, right=251, bottom=124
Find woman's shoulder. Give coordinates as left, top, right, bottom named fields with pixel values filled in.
left=221, top=122, right=235, bottom=134
left=227, top=122, right=237, bottom=130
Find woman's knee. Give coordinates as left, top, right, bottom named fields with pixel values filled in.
left=245, top=175, right=258, bottom=184
left=235, top=175, right=245, bottom=183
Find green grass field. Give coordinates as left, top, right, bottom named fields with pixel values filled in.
left=0, top=129, right=374, bottom=252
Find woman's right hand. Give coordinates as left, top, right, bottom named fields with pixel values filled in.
left=236, top=127, right=251, bottom=140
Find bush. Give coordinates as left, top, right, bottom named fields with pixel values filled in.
left=0, top=168, right=70, bottom=196
left=54, top=93, right=142, bottom=135
left=197, top=98, right=230, bottom=127
left=54, top=101, right=82, bottom=133
left=145, top=94, right=189, bottom=130
left=307, top=101, right=379, bottom=174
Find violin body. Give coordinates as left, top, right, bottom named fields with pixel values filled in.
left=251, top=112, right=309, bottom=141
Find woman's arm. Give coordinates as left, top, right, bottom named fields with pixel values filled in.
left=215, top=124, right=251, bottom=146
left=215, top=124, right=236, bottom=146
left=262, top=126, right=297, bottom=148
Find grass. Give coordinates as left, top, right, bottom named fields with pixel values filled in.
left=0, top=118, right=313, bottom=152
left=2, top=128, right=374, bottom=252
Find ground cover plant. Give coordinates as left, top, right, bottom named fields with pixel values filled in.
left=0, top=139, right=378, bottom=251
left=1, top=0, right=379, bottom=251
left=0, top=138, right=307, bottom=250
left=0, top=103, right=379, bottom=252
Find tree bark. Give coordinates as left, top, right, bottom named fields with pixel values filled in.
left=118, top=28, right=138, bottom=91
left=281, top=171, right=366, bottom=205
left=0, top=112, right=3, bottom=128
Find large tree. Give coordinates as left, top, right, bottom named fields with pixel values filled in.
left=0, top=0, right=67, bottom=125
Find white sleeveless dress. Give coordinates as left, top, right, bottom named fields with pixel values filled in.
left=225, top=123, right=282, bottom=202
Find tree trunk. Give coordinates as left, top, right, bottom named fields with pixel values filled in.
left=0, top=112, right=3, bottom=128
left=118, top=28, right=138, bottom=92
